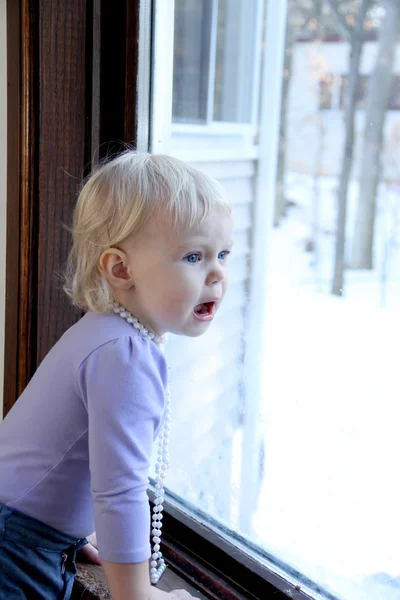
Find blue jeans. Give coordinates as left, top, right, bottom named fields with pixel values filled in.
left=0, top=503, right=88, bottom=599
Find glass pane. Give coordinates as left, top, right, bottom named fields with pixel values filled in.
left=154, top=1, right=400, bottom=599
left=172, top=0, right=212, bottom=123
left=262, top=1, right=400, bottom=598
left=172, top=0, right=257, bottom=124
left=213, top=0, right=254, bottom=122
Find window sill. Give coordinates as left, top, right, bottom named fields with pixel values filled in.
left=159, top=507, right=310, bottom=600
left=72, top=505, right=316, bottom=600
left=169, top=145, right=260, bottom=163
left=72, top=562, right=208, bottom=600
left=172, top=123, right=257, bottom=136
left=72, top=563, right=110, bottom=600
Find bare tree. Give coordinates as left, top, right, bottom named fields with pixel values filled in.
left=350, top=0, right=400, bottom=269
left=274, top=0, right=349, bottom=228
left=274, top=8, right=296, bottom=226
left=328, top=0, right=370, bottom=296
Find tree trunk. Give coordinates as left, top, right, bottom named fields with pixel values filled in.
left=331, top=0, right=370, bottom=296
left=349, top=0, right=400, bottom=270
left=274, top=9, right=295, bottom=226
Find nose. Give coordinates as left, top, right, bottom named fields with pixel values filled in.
left=206, top=263, right=225, bottom=286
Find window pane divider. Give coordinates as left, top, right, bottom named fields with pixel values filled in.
left=250, top=0, right=265, bottom=125
left=136, top=0, right=153, bottom=151
left=206, top=0, right=219, bottom=124
left=171, top=122, right=257, bottom=135
left=150, top=0, right=174, bottom=153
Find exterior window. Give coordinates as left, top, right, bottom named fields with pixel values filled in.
left=172, top=0, right=211, bottom=123
left=172, top=0, right=258, bottom=124
left=152, top=0, right=400, bottom=599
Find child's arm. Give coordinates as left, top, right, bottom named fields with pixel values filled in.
left=82, top=339, right=195, bottom=598
left=102, top=560, right=198, bottom=600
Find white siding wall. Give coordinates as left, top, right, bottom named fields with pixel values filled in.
left=0, top=0, right=6, bottom=420
left=162, top=157, right=254, bottom=525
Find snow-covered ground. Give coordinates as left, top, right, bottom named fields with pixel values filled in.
left=253, top=173, right=400, bottom=599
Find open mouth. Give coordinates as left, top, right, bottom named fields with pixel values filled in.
left=193, top=301, right=215, bottom=321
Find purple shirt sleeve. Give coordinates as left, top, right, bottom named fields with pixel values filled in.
left=78, top=334, right=167, bottom=563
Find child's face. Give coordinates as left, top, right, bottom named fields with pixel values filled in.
left=121, top=206, right=234, bottom=337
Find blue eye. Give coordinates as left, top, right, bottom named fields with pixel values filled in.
left=218, top=251, right=230, bottom=260
left=186, top=253, right=200, bottom=264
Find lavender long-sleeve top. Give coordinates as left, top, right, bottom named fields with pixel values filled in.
left=0, top=311, right=167, bottom=563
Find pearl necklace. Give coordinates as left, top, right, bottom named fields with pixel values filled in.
left=112, top=302, right=164, bottom=345
left=112, top=302, right=170, bottom=585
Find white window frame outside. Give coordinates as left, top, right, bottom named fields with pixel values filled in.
left=136, top=0, right=153, bottom=152
left=151, top=0, right=265, bottom=162
left=150, top=0, right=175, bottom=154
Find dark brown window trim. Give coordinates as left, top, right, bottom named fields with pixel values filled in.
left=151, top=493, right=339, bottom=600
left=4, top=0, right=21, bottom=417
left=3, top=0, right=142, bottom=417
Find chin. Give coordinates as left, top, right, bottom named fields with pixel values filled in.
left=183, top=330, right=209, bottom=338
left=181, top=323, right=212, bottom=338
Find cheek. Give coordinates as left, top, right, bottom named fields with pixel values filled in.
left=140, top=264, right=200, bottom=312
left=162, top=276, right=199, bottom=314
left=222, top=273, right=229, bottom=294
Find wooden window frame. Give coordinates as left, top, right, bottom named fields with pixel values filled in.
left=4, top=0, right=141, bottom=416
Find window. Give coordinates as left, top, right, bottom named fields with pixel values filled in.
left=172, top=0, right=211, bottom=123
left=172, top=0, right=259, bottom=124
left=151, top=1, right=400, bottom=599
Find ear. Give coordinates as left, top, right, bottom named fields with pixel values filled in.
left=99, top=248, right=134, bottom=290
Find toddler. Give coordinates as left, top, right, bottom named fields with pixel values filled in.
left=0, top=151, right=233, bottom=600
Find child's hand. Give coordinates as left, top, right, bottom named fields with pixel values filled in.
left=77, top=531, right=102, bottom=565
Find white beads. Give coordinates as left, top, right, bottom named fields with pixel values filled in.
left=149, top=383, right=171, bottom=585
left=110, top=302, right=163, bottom=345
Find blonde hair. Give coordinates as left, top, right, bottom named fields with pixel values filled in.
left=64, top=150, right=231, bottom=313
